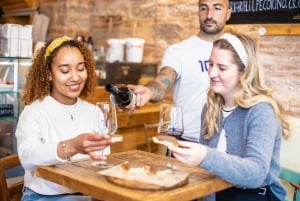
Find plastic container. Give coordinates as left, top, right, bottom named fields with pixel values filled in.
left=106, top=38, right=125, bottom=63
left=125, top=38, right=145, bottom=63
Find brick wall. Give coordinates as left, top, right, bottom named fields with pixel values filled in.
left=260, top=35, right=300, bottom=117
left=39, top=0, right=300, bottom=118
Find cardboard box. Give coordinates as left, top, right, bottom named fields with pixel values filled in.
left=0, top=24, right=19, bottom=38
left=0, top=37, right=19, bottom=57
left=32, top=14, right=50, bottom=43
left=19, top=25, right=33, bottom=57
left=0, top=24, right=33, bottom=57
left=0, top=24, right=20, bottom=57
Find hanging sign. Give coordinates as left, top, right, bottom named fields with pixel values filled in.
left=227, top=0, right=300, bottom=24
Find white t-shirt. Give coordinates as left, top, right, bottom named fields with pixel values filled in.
left=160, top=36, right=212, bottom=142
left=217, top=111, right=233, bottom=152
left=16, top=96, right=109, bottom=195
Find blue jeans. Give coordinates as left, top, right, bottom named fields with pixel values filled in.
left=21, top=187, right=92, bottom=201
left=216, top=186, right=280, bottom=201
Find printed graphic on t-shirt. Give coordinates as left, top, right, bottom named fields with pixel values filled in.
left=198, top=60, right=209, bottom=72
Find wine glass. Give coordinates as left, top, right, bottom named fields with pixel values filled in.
left=157, top=104, right=184, bottom=169
left=93, top=102, right=118, bottom=168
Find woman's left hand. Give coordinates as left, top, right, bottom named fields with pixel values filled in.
left=168, top=141, right=208, bottom=166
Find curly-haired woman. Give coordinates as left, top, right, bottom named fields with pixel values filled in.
left=16, top=36, right=114, bottom=201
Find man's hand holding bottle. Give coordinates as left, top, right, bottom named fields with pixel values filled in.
left=128, top=84, right=152, bottom=107
left=105, top=84, right=147, bottom=114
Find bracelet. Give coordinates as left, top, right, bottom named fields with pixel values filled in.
left=62, top=142, right=71, bottom=161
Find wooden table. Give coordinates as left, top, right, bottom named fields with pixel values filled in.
left=36, top=150, right=232, bottom=201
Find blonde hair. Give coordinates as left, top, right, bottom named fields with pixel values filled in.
left=22, top=38, right=96, bottom=105
left=203, top=33, right=288, bottom=139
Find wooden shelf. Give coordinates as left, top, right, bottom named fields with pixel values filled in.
left=225, top=24, right=300, bottom=36
left=0, top=0, right=38, bottom=24
left=0, top=0, right=38, bottom=12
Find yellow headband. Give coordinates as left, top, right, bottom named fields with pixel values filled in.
left=44, top=35, right=72, bottom=58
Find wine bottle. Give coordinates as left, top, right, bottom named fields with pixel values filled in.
left=105, top=84, right=136, bottom=109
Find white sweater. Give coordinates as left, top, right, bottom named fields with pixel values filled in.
left=16, top=96, right=110, bottom=195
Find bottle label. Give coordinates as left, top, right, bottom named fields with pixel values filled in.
left=109, top=93, right=136, bottom=109
left=125, top=93, right=136, bottom=109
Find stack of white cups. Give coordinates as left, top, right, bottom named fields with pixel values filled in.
left=105, top=37, right=145, bottom=63
left=125, top=38, right=145, bottom=63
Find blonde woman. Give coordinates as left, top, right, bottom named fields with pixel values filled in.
left=168, top=33, right=287, bottom=201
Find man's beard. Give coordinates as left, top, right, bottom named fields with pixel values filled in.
left=200, top=19, right=223, bottom=35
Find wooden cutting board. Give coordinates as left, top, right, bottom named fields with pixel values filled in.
left=98, top=163, right=189, bottom=190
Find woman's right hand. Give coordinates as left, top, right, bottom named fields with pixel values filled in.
left=75, top=133, right=112, bottom=153
left=168, top=140, right=208, bottom=166
left=59, top=133, right=113, bottom=160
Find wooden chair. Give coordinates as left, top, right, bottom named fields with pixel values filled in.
left=0, top=154, right=24, bottom=201
left=279, top=119, right=300, bottom=201
left=291, top=183, right=300, bottom=201
left=280, top=168, right=300, bottom=201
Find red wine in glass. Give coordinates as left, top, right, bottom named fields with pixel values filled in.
left=157, top=104, right=184, bottom=169
left=159, top=128, right=184, bottom=139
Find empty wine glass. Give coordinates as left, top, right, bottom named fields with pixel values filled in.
left=93, top=102, right=118, bottom=168
left=157, top=104, right=184, bottom=169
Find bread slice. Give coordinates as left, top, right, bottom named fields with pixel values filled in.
left=120, top=161, right=147, bottom=174
left=110, top=134, right=123, bottom=143
left=152, top=135, right=179, bottom=147
left=149, top=165, right=173, bottom=176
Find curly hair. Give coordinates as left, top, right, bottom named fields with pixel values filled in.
left=22, top=38, right=97, bottom=105
left=203, top=33, right=287, bottom=139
